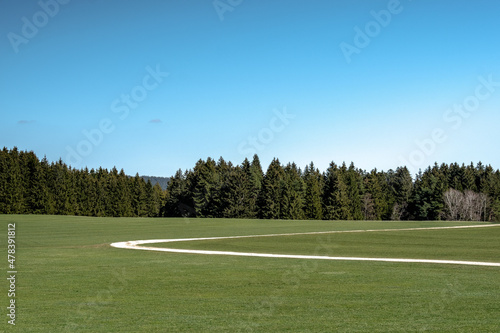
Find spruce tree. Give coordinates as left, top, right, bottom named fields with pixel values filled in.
left=192, top=158, right=219, bottom=217
left=214, top=157, right=232, bottom=217
left=220, top=166, right=248, bottom=218
left=259, top=158, right=284, bottom=219
left=387, top=166, right=413, bottom=220
left=131, top=173, right=147, bottom=217
left=280, top=162, right=305, bottom=220
left=0, top=148, right=8, bottom=213
left=24, top=152, right=50, bottom=214
left=8, top=148, right=25, bottom=213
left=362, top=169, right=385, bottom=220
left=303, top=162, right=323, bottom=220
left=345, top=162, right=363, bottom=220
left=248, top=155, right=264, bottom=217
left=322, top=162, right=350, bottom=220
left=409, top=169, right=445, bottom=220
left=48, top=159, right=71, bottom=215
left=164, top=169, right=194, bottom=217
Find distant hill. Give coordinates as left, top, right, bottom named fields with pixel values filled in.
left=141, top=176, right=170, bottom=190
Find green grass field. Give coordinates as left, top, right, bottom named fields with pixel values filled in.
left=1, top=215, right=499, bottom=332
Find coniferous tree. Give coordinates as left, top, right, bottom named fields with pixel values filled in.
left=94, top=168, right=109, bottom=217
left=0, top=149, right=8, bottom=213
left=240, top=159, right=256, bottom=217
left=48, top=159, right=71, bottom=215
left=248, top=155, right=264, bottom=217
left=24, top=152, right=50, bottom=214
left=118, top=169, right=133, bottom=216
left=303, top=162, right=323, bottom=220
left=192, top=158, right=219, bottom=217
left=164, top=169, right=194, bottom=217
left=388, top=166, right=413, bottom=220
left=362, top=169, right=385, bottom=220
left=214, top=157, right=232, bottom=217
left=482, top=168, right=500, bottom=221
left=409, top=169, right=445, bottom=220
left=144, top=180, right=157, bottom=217
left=131, top=173, right=147, bottom=217
left=280, top=163, right=305, bottom=220
left=447, top=163, right=463, bottom=191
left=151, top=182, right=166, bottom=217
left=66, top=165, right=79, bottom=215
left=345, top=162, right=363, bottom=220
left=220, top=165, right=249, bottom=218
left=322, top=162, right=350, bottom=220
left=462, top=163, right=477, bottom=192
left=105, top=167, right=120, bottom=216
left=259, top=158, right=284, bottom=219
left=7, top=148, right=25, bottom=213
left=74, top=168, right=91, bottom=216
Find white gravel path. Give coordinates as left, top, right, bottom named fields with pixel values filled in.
left=110, top=223, right=500, bottom=267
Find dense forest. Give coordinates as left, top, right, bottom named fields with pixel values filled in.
left=1, top=147, right=500, bottom=221
left=0, top=147, right=165, bottom=217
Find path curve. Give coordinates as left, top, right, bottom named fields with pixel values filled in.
left=110, top=224, right=500, bottom=267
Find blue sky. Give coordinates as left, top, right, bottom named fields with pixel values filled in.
left=1, top=0, right=499, bottom=177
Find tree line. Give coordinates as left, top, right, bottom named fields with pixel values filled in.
left=0, top=147, right=165, bottom=217
left=1, top=147, right=500, bottom=221
left=164, top=156, right=500, bottom=221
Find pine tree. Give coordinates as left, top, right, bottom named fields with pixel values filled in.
left=144, top=180, right=157, bottom=217
left=303, top=162, right=323, bottom=220
left=0, top=148, right=24, bottom=213
left=462, top=163, right=477, bottom=191
left=322, top=162, right=350, bottom=220
left=409, top=168, right=445, bottom=220
left=0, top=148, right=8, bottom=213
left=192, top=158, right=219, bottom=217
left=105, top=167, right=120, bottom=217
left=48, top=159, right=71, bottom=215
left=214, top=157, right=232, bottom=217
left=164, top=169, right=194, bottom=217
left=24, top=152, right=50, bottom=214
left=151, top=183, right=166, bottom=217
left=280, top=163, right=305, bottom=220
left=65, top=165, right=78, bottom=215
left=219, top=166, right=247, bottom=218
left=362, top=169, right=385, bottom=220
left=8, top=148, right=25, bottom=213
left=387, top=166, right=413, bottom=220
left=259, top=158, right=284, bottom=219
left=447, top=163, right=462, bottom=191
left=74, top=168, right=91, bottom=216
left=246, top=155, right=264, bottom=217
left=345, top=162, right=363, bottom=220
left=131, top=173, right=147, bottom=217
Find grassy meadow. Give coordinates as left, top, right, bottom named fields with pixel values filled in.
left=1, top=215, right=499, bottom=332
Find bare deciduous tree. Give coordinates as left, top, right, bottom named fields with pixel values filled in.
left=444, top=188, right=463, bottom=221
left=391, top=201, right=408, bottom=221
left=444, top=189, right=489, bottom=221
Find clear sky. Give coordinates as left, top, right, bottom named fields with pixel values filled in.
left=1, top=0, right=499, bottom=177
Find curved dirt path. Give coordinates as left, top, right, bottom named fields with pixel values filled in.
left=110, top=224, right=500, bottom=267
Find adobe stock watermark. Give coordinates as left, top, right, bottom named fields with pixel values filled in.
left=399, top=74, right=500, bottom=169
left=213, top=0, right=243, bottom=21
left=237, top=107, right=295, bottom=156
left=7, top=0, right=71, bottom=53
left=339, top=0, right=404, bottom=64
left=65, top=64, right=169, bottom=167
